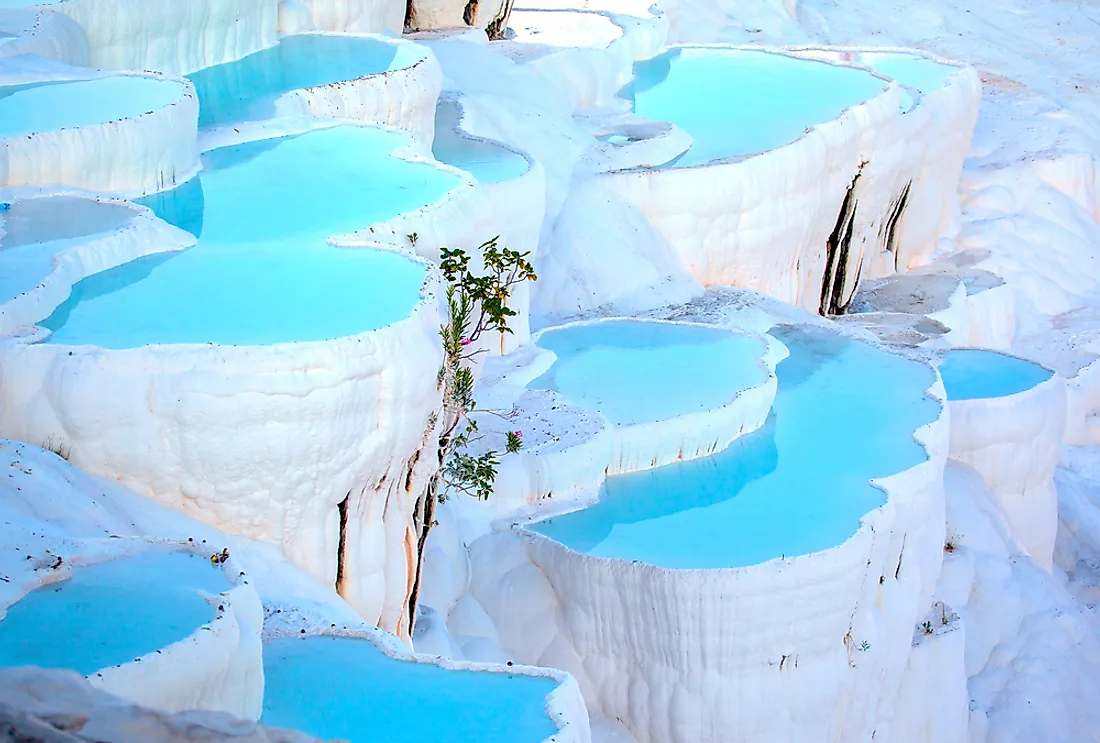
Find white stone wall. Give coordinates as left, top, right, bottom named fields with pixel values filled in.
left=947, top=367, right=1067, bottom=569
left=0, top=73, right=199, bottom=197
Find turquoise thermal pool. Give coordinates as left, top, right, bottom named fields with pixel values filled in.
left=188, top=34, right=425, bottom=129
left=939, top=349, right=1053, bottom=401
left=40, top=127, right=460, bottom=348
left=0, top=77, right=185, bottom=138
left=431, top=102, right=530, bottom=184
left=860, top=51, right=956, bottom=97
left=528, top=320, right=768, bottom=425
left=0, top=196, right=135, bottom=307
left=0, top=552, right=231, bottom=675
left=625, top=48, right=887, bottom=167
left=263, top=636, right=559, bottom=743
left=532, top=326, right=939, bottom=568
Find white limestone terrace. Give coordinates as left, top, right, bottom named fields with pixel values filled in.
left=496, top=5, right=667, bottom=109
left=0, top=7, right=88, bottom=64
left=0, top=123, right=476, bottom=640
left=509, top=0, right=672, bottom=61
left=0, top=64, right=199, bottom=196
left=786, top=47, right=981, bottom=276
left=848, top=272, right=971, bottom=345
left=432, top=96, right=533, bottom=184
left=187, top=32, right=442, bottom=147
left=0, top=667, right=326, bottom=743
left=527, top=42, right=973, bottom=328
left=938, top=348, right=1065, bottom=570
left=0, top=438, right=594, bottom=743
left=0, top=1, right=1094, bottom=743
left=849, top=257, right=1016, bottom=350
left=262, top=630, right=588, bottom=743
left=0, top=189, right=195, bottom=336
left=0, top=0, right=279, bottom=75
left=914, top=252, right=1017, bottom=349
left=465, top=321, right=949, bottom=743
left=833, top=310, right=952, bottom=348
left=0, top=445, right=263, bottom=720
left=466, top=318, right=782, bottom=514
left=279, top=0, right=405, bottom=36
left=596, top=46, right=905, bottom=315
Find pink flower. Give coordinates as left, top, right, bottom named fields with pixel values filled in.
left=460, top=337, right=472, bottom=346
left=513, top=430, right=523, bottom=438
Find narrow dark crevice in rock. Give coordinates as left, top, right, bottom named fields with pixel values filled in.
left=820, top=170, right=862, bottom=316
left=485, top=0, right=515, bottom=39
left=882, top=181, right=912, bottom=272
left=895, top=537, right=906, bottom=580
left=841, top=253, right=864, bottom=315
left=404, top=0, right=416, bottom=33
left=335, top=494, right=350, bottom=594
left=463, top=0, right=479, bottom=26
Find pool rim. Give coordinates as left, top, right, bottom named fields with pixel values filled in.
left=0, top=68, right=196, bottom=142
left=263, top=627, right=587, bottom=743
left=0, top=537, right=250, bottom=677
left=937, top=345, right=1059, bottom=402
left=191, top=31, right=436, bottom=133
left=782, top=44, right=972, bottom=113
left=527, top=315, right=780, bottom=427
left=435, top=92, right=536, bottom=184
left=514, top=321, right=947, bottom=573
left=15, top=119, right=475, bottom=353
left=606, top=42, right=898, bottom=174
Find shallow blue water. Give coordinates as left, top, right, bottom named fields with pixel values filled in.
left=431, top=102, right=529, bottom=184
left=532, top=326, right=939, bottom=568
left=263, top=636, right=559, bottom=743
left=861, top=52, right=956, bottom=96
left=0, top=197, right=135, bottom=307
left=939, top=349, right=1053, bottom=401
left=188, top=35, right=423, bottom=129
left=625, top=48, right=886, bottom=167
left=0, top=77, right=184, bottom=138
left=529, top=320, right=768, bottom=425
left=0, top=552, right=230, bottom=675
left=41, top=127, right=458, bottom=347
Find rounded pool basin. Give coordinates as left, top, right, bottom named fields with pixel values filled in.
left=0, top=196, right=135, bottom=307
left=527, top=319, right=768, bottom=425
left=263, top=635, right=559, bottom=743
left=0, top=551, right=231, bottom=675
left=532, top=325, right=939, bottom=568
left=0, top=77, right=186, bottom=139
left=859, top=51, right=957, bottom=97
left=625, top=48, right=888, bottom=167
left=39, top=126, right=459, bottom=348
left=431, top=101, right=530, bottom=185
left=188, top=34, right=427, bottom=129
left=939, top=349, right=1053, bottom=401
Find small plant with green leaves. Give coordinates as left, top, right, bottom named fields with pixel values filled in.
left=42, top=435, right=70, bottom=461
left=407, top=237, right=537, bottom=629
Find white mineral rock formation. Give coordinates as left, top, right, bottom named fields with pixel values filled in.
left=0, top=189, right=196, bottom=336
left=0, top=667, right=321, bottom=743
left=0, top=70, right=199, bottom=197
left=946, top=359, right=1066, bottom=570
left=46, top=0, right=279, bottom=75
left=280, top=0, right=405, bottom=36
